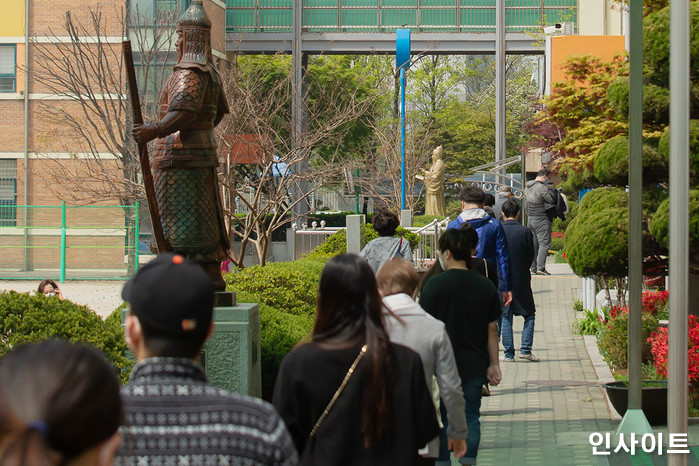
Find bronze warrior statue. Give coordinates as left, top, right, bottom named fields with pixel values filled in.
left=132, top=0, right=229, bottom=290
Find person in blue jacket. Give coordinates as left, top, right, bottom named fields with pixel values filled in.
left=447, top=185, right=512, bottom=307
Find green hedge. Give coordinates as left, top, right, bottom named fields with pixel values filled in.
left=413, top=215, right=446, bottom=227
left=307, top=211, right=374, bottom=227
left=224, top=257, right=327, bottom=316
left=0, top=292, right=133, bottom=383
left=225, top=259, right=323, bottom=400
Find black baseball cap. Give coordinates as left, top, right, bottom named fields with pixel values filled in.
left=122, top=253, right=214, bottom=337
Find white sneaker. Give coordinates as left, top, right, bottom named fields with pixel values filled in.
left=519, top=353, right=540, bottom=362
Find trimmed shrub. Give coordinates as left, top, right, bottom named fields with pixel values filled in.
left=607, top=78, right=670, bottom=125
left=643, top=2, right=699, bottom=90
left=566, top=207, right=629, bottom=277
left=579, top=187, right=628, bottom=213
left=224, top=258, right=327, bottom=316
left=658, top=120, right=699, bottom=179
left=0, top=292, right=132, bottom=383
left=643, top=84, right=670, bottom=125
left=607, top=77, right=629, bottom=116
left=597, top=310, right=659, bottom=372
left=593, top=135, right=666, bottom=185
left=650, top=189, right=699, bottom=250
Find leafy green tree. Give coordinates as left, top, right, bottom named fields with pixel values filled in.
left=526, top=54, right=629, bottom=173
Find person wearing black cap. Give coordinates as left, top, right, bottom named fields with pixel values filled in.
left=115, top=252, right=298, bottom=465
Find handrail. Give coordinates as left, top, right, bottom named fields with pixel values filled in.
left=411, top=217, right=450, bottom=234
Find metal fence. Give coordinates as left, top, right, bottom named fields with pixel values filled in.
left=286, top=216, right=450, bottom=265
left=227, top=0, right=577, bottom=34
left=0, top=203, right=141, bottom=281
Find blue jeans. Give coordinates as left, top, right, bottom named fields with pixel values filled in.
left=438, top=377, right=485, bottom=465
left=501, top=299, right=535, bottom=358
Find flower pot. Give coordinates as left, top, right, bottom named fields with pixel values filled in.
left=602, top=380, right=667, bottom=425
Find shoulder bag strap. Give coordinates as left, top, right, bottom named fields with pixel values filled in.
left=307, top=345, right=368, bottom=442
left=483, top=258, right=489, bottom=279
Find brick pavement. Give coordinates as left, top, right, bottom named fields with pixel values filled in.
left=460, top=263, right=615, bottom=465
left=442, top=262, right=699, bottom=466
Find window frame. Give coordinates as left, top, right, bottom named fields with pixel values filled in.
left=0, top=44, right=17, bottom=93
left=0, top=160, right=18, bottom=227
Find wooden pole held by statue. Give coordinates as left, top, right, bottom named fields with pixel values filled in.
left=122, top=40, right=167, bottom=253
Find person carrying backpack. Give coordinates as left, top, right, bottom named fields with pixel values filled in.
left=524, top=168, right=557, bottom=275
left=359, top=210, right=413, bottom=274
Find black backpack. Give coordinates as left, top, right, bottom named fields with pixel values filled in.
left=545, top=188, right=567, bottom=222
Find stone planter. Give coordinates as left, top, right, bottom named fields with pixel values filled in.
left=602, top=380, right=668, bottom=425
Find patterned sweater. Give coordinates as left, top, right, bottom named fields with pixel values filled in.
left=115, top=357, right=299, bottom=466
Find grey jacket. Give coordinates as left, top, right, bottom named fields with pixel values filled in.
left=382, top=293, right=467, bottom=458
left=525, top=179, right=556, bottom=218
left=359, top=236, right=413, bottom=274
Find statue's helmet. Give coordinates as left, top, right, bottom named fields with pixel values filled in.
left=177, top=0, right=211, bottom=67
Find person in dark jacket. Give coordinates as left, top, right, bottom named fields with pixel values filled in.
left=500, top=200, right=539, bottom=362
left=447, top=185, right=512, bottom=306
left=273, top=254, right=439, bottom=465
left=118, top=253, right=298, bottom=465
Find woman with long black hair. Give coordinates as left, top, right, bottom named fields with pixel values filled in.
left=273, top=254, right=439, bottom=465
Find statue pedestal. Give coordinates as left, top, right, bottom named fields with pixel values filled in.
left=202, top=303, right=261, bottom=397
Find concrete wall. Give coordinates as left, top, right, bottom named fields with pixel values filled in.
left=578, top=0, right=625, bottom=36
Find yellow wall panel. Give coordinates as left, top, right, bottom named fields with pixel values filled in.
left=0, top=0, right=25, bottom=38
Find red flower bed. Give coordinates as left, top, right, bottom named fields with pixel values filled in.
left=648, top=315, right=699, bottom=385
left=642, top=290, right=669, bottom=315
left=551, top=231, right=565, bottom=239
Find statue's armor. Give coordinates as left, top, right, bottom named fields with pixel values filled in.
left=151, top=66, right=229, bottom=259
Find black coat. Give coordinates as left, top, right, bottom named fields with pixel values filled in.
left=501, top=219, right=536, bottom=315
left=273, top=342, right=439, bottom=465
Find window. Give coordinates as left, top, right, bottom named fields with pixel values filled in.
left=0, top=45, right=16, bottom=93
left=0, top=160, right=17, bottom=227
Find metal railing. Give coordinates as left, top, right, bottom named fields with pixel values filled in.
left=406, top=217, right=450, bottom=268
left=287, top=221, right=343, bottom=260
left=227, top=0, right=577, bottom=34
left=0, top=203, right=141, bottom=281
left=286, top=216, right=451, bottom=265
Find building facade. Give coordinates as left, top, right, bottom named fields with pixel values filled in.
left=0, top=0, right=227, bottom=277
